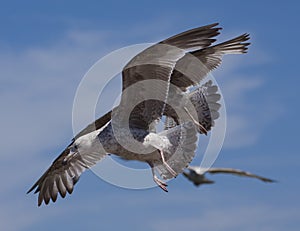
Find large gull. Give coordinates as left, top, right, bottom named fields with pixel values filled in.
left=27, top=23, right=250, bottom=206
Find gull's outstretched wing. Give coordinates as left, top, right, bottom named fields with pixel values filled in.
left=27, top=110, right=112, bottom=206
left=92, top=26, right=249, bottom=133
left=27, top=138, right=107, bottom=206
left=163, top=35, right=249, bottom=132
left=119, top=23, right=221, bottom=131
left=207, top=168, right=276, bottom=183
left=170, top=34, right=250, bottom=91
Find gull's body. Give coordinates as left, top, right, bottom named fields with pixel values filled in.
left=183, top=166, right=275, bottom=186
left=27, top=23, right=250, bottom=206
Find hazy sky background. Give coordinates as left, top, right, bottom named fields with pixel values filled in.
left=1, top=1, right=299, bottom=231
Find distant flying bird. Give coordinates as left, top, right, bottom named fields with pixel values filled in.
left=27, top=23, right=250, bottom=206
left=183, top=166, right=275, bottom=186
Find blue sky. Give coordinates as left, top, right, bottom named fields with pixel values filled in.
left=1, top=0, right=299, bottom=230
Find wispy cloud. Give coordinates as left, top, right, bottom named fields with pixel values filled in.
left=151, top=204, right=300, bottom=231
left=210, top=49, right=283, bottom=149
left=0, top=28, right=122, bottom=230
left=0, top=29, right=116, bottom=158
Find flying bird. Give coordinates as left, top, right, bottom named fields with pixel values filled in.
left=183, top=166, right=276, bottom=186
left=27, top=23, right=250, bottom=206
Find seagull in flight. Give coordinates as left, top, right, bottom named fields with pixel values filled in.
left=183, top=166, right=276, bottom=186
left=27, top=23, right=250, bottom=206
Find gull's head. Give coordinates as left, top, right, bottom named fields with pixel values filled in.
left=143, top=133, right=166, bottom=149
left=143, top=133, right=157, bottom=147
left=143, top=133, right=171, bottom=151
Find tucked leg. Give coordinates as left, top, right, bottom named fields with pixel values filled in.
left=159, top=150, right=177, bottom=177
left=148, top=162, right=168, bottom=192
left=184, top=107, right=208, bottom=135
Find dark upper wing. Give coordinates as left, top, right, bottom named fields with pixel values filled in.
left=207, top=168, right=275, bottom=183
left=73, top=108, right=113, bottom=140
left=160, top=23, right=220, bottom=50
left=192, top=33, right=250, bottom=71
left=119, top=23, right=221, bottom=131
left=162, top=34, right=249, bottom=133
left=170, top=33, right=250, bottom=91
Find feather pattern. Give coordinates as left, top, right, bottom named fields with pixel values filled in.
left=188, top=80, right=221, bottom=131
left=170, top=33, right=250, bottom=90
left=27, top=130, right=108, bottom=206
left=120, top=24, right=222, bottom=131
left=163, top=80, right=221, bottom=133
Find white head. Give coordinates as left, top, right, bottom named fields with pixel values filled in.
left=143, top=133, right=171, bottom=150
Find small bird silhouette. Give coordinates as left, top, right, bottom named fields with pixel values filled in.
left=183, top=166, right=275, bottom=186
